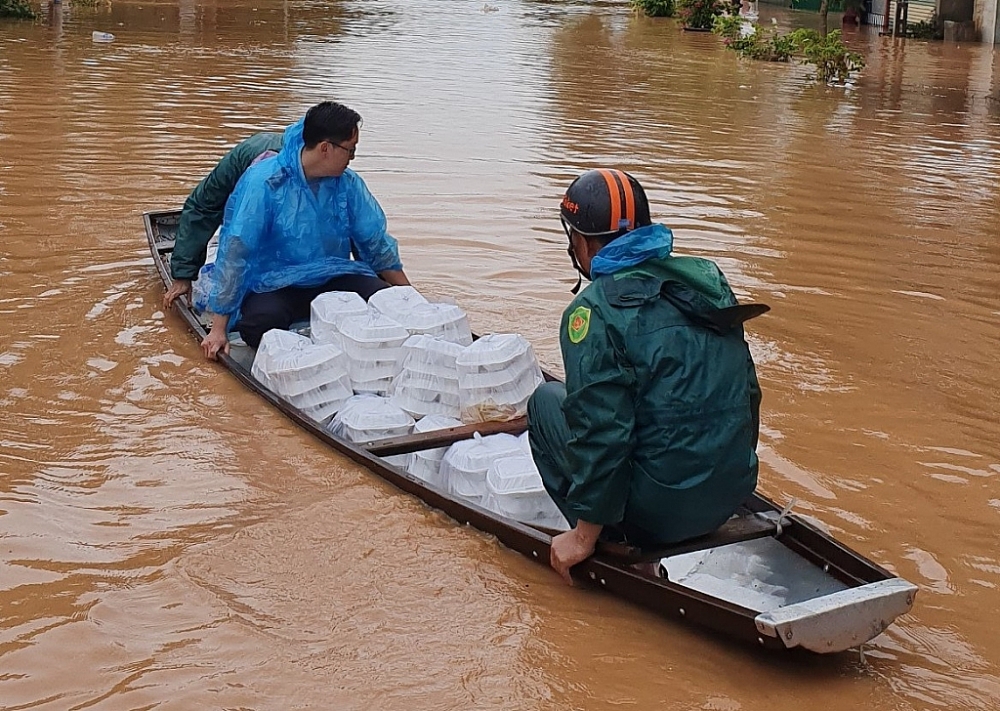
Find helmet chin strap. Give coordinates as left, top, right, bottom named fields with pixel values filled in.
left=566, top=242, right=588, bottom=294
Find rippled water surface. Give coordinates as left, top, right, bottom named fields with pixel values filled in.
left=2, top=1, right=999, bottom=709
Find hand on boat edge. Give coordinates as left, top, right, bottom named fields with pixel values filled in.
left=163, top=279, right=191, bottom=309
left=550, top=520, right=602, bottom=586
left=201, top=327, right=230, bottom=361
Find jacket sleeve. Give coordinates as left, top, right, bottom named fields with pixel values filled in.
left=170, top=133, right=283, bottom=281
left=346, top=176, right=403, bottom=274
left=206, top=172, right=271, bottom=317
left=560, top=298, right=636, bottom=525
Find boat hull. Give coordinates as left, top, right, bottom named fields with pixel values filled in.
left=145, top=208, right=916, bottom=653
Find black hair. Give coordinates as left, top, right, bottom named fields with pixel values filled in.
left=302, top=102, right=363, bottom=148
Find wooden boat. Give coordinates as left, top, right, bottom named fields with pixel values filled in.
left=145, top=208, right=917, bottom=654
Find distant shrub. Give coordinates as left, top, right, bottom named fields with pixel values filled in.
left=631, top=0, right=677, bottom=18
left=678, top=0, right=724, bottom=30
left=713, top=15, right=793, bottom=61
left=714, top=15, right=865, bottom=81
left=787, top=28, right=866, bottom=83
left=1, top=0, right=37, bottom=19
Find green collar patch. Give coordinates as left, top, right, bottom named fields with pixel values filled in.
left=567, top=305, right=591, bottom=344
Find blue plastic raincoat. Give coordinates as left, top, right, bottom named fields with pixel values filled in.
left=206, top=119, right=402, bottom=318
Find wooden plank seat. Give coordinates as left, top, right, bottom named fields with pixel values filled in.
left=593, top=509, right=781, bottom=565
left=156, top=238, right=176, bottom=254
left=363, top=417, right=528, bottom=457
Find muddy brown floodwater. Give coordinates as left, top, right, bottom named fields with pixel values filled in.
left=1, top=1, right=999, bottom=709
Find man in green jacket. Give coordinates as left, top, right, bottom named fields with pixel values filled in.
left=527, top=169, right=763, bottom=584
left=163, top=132, right=284, bottom=308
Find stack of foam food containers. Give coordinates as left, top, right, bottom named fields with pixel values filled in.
left=337, top=312, right=410, bottom=395
left=250, top=328, right=353, bottom=423
left=439, top=432, right=524, bottom=504
left=368, top=286, right=473, bottom=345
left=327, top=394, right=415, bottom=467
left=405, top=414, right=463, bottom=486
left=483, top=454, right=570, bottom=530
left=389, top=334, right=463, bottom=419
left=310, top=291, right=369, bottom=348
left=455, top=334, right=545, bottom=423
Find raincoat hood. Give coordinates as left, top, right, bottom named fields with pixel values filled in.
left=589, top=224, right=674, bottom=279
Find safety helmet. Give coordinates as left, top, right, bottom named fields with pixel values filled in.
left=560, top=169, right=651, bottom=239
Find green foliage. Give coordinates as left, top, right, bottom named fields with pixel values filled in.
left=787, top=28, right=865, bottom=83
left=677, top=0, right=723, bottom=30
left=0, top=0, right=37, bottom=19
left=713, top=15, right=865, bottom=82
left=908, top=14, right=944, bottom=40
left=631, top=0, right=676, bottom=18
left=712, top=15, right=793, bottom=61
left=712, top=13, right=744, bottom=40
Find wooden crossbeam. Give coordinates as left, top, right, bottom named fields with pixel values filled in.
left=363, top=417, right=528, bottom=457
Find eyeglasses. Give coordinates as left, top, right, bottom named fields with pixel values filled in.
left=325, top=140, right=356, bottom=159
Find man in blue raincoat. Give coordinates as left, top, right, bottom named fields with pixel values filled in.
left=201, top=102, right=411, bottom=359
left=527, top=169, right=763, bottom=584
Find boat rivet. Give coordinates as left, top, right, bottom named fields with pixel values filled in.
left=679, top=608, right=685, bottom=616
left=589, top=571, right=597, bottom=580
left=532, top=550, right=538, bottom=558
left=785, top=630, right=793, bottom=640
left=758, top=637, right=765, bottom=646
left=823, top=564, right=830, bottom=572
left=600, top=578, right=606, bottom=586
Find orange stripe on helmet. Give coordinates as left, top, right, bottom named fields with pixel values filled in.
left=615, top=170, right=636, bottom=230
left=597, top=169, right=622, bottom=233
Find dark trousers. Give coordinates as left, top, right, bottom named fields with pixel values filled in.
left=237, top=274, right=390, bottom=348
left=527, top=382, right=578, bottom=526
left=527, top=381, right=662, bottom=547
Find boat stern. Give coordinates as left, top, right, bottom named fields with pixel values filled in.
left=754, top=577, right=918, bottom=653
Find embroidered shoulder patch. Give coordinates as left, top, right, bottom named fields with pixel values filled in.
left=567, top=305, right=591, bottom=344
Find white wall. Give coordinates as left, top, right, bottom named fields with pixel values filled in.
left=978, top=0, right=998, bottom=42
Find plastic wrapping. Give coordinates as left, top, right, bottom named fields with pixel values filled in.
left=483, top=454, right=569, bottom=528
left=439, top=432, right=523, bottom=503
left=190, top=263, right=216, bottom=313
left=338, top=312, right=410, bottom=394
left=310, top=291, right=369, bottom=347
left=250, top=329, right=353, bottom=422
left=455, top=334, right=544, bottom=423
left=327, top=394, right=414, bottom=444
left=395, top=302, right=473, bottom=346
left=518, top=430, right=531, bottom=454
left=404, top=414, right=464, bottom=486
left=251, top=328, right=312, bottom=387
left=367, top=286, right=428, bottom=319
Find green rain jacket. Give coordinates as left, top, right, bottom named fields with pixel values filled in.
left=169, top=131, right=285, bottom=281
left=561, top=223, right=761, bottom=543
